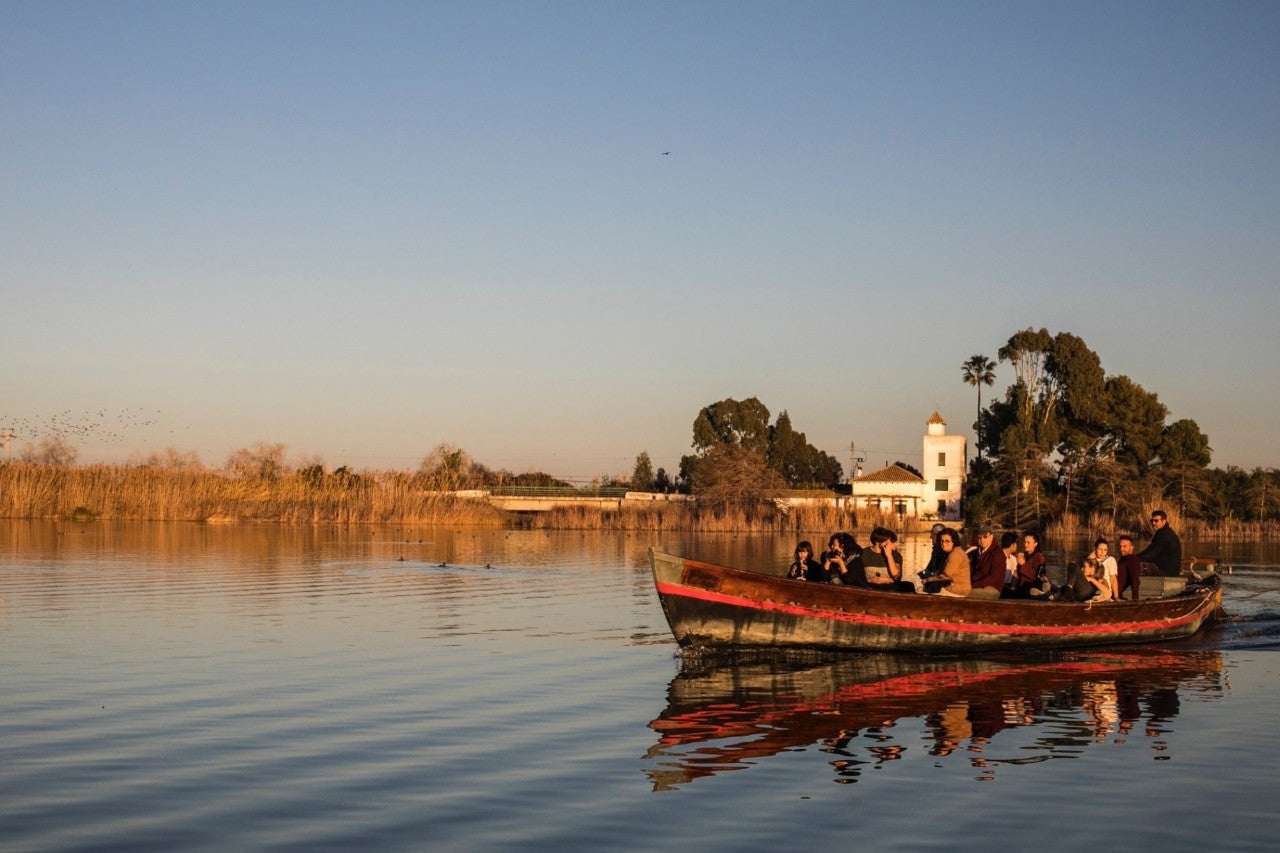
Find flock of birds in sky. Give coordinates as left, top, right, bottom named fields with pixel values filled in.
left=1, top=408, right=175, bottom=449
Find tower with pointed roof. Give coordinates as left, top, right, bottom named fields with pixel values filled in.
left=921, top=411, right=965, bottom=520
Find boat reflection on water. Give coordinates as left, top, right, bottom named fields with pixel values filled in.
left=644, top=647, right=1225, bottom=790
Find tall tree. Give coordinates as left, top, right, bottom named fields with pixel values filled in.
left=690, top=397, right=772, bottom=455
left=769, top=410, right=843, bottom=487
left=961, top=354, right=997, bottom=461
left=1159, top=419, right=1212, bottom=468
left=1100, top=375, right=1167, bottom=469
left=690, top=444, right=784, bottom=507
left=631, top=451, right=655, bottom=491
left=683, top=397, right=841, bottom=493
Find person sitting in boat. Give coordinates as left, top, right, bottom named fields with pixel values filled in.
left=1049, top=559, right=1099, bottom=602
left=968, top=525, right=1005, bottom=600
left=1085, top=557, right=1114, bottom=601
left=1091, top=537, right=1120, bottom=600
left=849, top=526, right=912, bottom=591
left=821, top=532, right=862, bottom=585
left=1137, top=509, right=1183, bottom=577
left=1116, top=534, right=1142, bottom=600
left=1011, top=532, right=1047, bottom=598
left=1000, top=531, right=1019, bottom=594
left=917, top=523, right=947, bottom=584
left=786, top=541, right=825, bottom=582
left=928, top=527, right=971, bottom=597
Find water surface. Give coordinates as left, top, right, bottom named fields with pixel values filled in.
left=2, top=521, right=1278, bottom=851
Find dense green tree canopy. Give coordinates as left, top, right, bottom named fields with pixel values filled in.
left=1159, top=419, right=1212, bottom=468
left=691, top=397, right=772, bottom=455
left=681, top=397, right=842, bottom=492
left=975, top=327, right=1213, bottom=528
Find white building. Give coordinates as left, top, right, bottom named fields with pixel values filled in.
left=921, top=411, right=966, bottom=519
left=849, top=412, right=966, bottom=521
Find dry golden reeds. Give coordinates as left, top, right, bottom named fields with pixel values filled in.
left=7, top=461, right=1277, bottom=537
left=0, top=462, right=506, bottom=525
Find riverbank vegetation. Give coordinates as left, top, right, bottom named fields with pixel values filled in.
left=963, top=328, right=1280, bottom=539
left=5, top=332, right=1278, bottom=537
left=0, top=458, right=508, bottom=525
left=0, top=455, right=897, bottom=532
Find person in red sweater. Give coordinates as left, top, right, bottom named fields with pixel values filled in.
left=1010, top=531, right=1046, bottom=598
left=1116, top=534, right=1143, bottom=600
left=969, top=526, right=1005, bottom=599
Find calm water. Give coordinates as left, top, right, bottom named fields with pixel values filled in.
left=3, top=521, right=1279, bottom=851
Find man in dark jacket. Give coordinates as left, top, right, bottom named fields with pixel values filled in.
left=1137, top=510, right=1183, bottom=577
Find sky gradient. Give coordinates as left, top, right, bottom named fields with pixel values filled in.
left=4, top=1, right=1278, bottom=480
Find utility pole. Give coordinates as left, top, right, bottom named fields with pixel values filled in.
left=848, top=441, right=864, bottom=481
left=1, top=427, right=14, bottom=462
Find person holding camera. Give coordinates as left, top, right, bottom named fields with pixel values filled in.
left=821, top=532, right=860, bottom=585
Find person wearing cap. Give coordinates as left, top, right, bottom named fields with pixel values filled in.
left=968, top=526, right=1005, bottom=599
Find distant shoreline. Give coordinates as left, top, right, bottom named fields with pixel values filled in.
left=0, top=460, right=858, bottom=533
left=2, top=461, right=1275, bottom=539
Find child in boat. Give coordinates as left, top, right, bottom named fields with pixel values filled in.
left=1024, top=555, right=1095, bottom=601
left=1046, top=558, right=1104, bottom=602
left=1084, top=556, right=1113, bottom=601
left=786, top=541, right=825, bottom=582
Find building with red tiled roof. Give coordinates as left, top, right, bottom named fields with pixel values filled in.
left=849, top=412, right=966, bottom=520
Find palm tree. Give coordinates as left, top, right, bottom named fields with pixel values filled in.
left=962, top=354, right=997, bottom=461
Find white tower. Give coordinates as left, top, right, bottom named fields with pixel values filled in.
left=921, top=412, right=966, bottom=520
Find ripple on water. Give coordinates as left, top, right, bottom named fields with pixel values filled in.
left=3, top=522, right=1280, bottom=850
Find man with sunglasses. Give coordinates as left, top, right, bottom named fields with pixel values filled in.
left=1136, top=509, right=1183, bottom=577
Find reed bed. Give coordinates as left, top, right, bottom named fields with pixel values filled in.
left=1045, top=509, right=1279, bottom=541
left=520, top=500, right=869, bottom=533
left=8, top=461, right=1277, bottom=537
left=0, top=463, right=506, bottom=525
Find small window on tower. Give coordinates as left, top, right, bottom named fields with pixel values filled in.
left=938, top=452, right=946, bottom=466
left=935, top=479, right=948, bottom=492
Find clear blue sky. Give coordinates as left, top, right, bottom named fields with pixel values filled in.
left=4, top=1, right=1278, bottom=479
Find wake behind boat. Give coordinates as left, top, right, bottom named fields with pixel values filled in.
left=650, top=549, right=1223, bottom=654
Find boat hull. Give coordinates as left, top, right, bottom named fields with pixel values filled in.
left=651, top=550, right=1223, bottom=654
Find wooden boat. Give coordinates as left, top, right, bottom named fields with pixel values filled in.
left=650, top=549, right=1223, bottom=654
